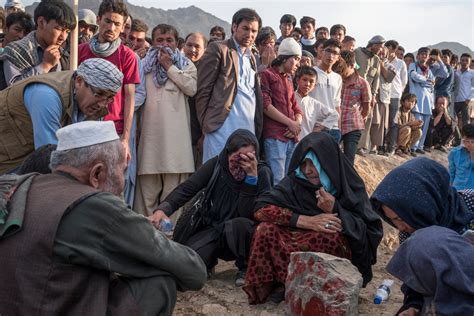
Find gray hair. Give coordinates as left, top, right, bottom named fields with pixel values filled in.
left=50, top=140, right=124, bottom=172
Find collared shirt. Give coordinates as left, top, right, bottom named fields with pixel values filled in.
left=408, top=62, right=435, bottom=115
left=389, top=57, right=408, bottom=99
left=260, top=66, right=302, bottom=142
left=455, top=69, right=474, bottom=102
left=203, top=38, right=257, bottom=162
left=309, top=66, right=342, bottom=114
left=340, top=73, right=371, bottom=135
left=296, top=92, right=339, bottom=138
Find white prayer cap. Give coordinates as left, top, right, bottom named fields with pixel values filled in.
left=56, top=121, right=119, bottom=151
left=278, top=38, right=302, bottom=57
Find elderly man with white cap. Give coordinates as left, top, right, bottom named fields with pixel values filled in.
left=0, top=58, right=124, bottom=174
left=0, top=121, right=207, bottom=315
left=259, top=37, right=303, bottom=184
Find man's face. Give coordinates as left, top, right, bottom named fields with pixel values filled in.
left=341, top=40, right=355, bottom=52
left=256, top=37, right=275, bottom=55
left=322, top=45, right=340, bottom=67
left=120, top=16, right=131, bottom=41
left=417, top=51, right=429, bottom=64
left=297, top=74, right=317, bottom=96
left=331, top=29, right=344, bottom=42
left=441, top=54, right=451, bottom=66
left=232, top=19, right=259, bottom=49
left=387, top=45, right=397, bottom=56
left=301, top=23, right=314, bottom=39
left=291, top=31, right=301, bottom=42
left=369, top=43, right=384, bottom=55
left=300, top=56, right=312, bottom=67
left=4, top=22, right=28, bottom=44
left=404, top=56, right=414, bottom=68
left=78, top=21, right=97, bottom=39
left=97, top=12, right=125, bottom=43
left=435, top=96, right=448, bottom=111
left=402, top=99, right=415, bottom=111
left=210, top=30, right=224, bottom=41
left=460, top=56, right=471, bottom=70
left=396, top=48, right=404, bottom=60
left=316, top=29, right=329, bottom=40
left=153, top=31, right=177, bottom=50
left=75, top=77, right=116, bottom=118
left=128, top=30, right=146, bottom=50
left=6, top=7, right=21, bottom=16
left=184, top=34, right=206, bottom=63
left=279, top=22, right=293, bottom=38
left=36, top=17, right=69, bottom=47
left=282, top=55, right=301, bottom=75
left=427, top=54, right=439, bottom=66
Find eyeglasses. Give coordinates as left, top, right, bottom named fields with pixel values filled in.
left=463, top=139, right=474, bottom=144
left=324, top=48, right=340, bottom=56
left=90, top=86, right=115, bottom=104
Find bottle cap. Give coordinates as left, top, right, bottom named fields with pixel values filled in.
left=374, top=295, right=382, bottom=304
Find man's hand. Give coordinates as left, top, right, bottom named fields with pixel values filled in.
left=121, top=138, right=131, bottom=163
left=287, top=119, right=301, bottom=136
left=316, top=187, right=336, bottom=213
left=147, top=210, right=170, bottom=229
left=398, top=307, right=420, bottom=316
left=158, top=48, right=173, bottom=70
left=41, top=45, right=61, bottom=72
left=238, top=151, right=257, bottom=177
left=135, top=47, right=149, bottom=59
left=261, top=46, right=276, bottom=67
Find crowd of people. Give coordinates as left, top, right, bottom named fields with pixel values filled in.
left=0, top=0, right=473, bottom=315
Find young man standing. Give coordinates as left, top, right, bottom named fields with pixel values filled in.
left=315, top=26, right=329, bottom=40
left=196, top=8, right=263, bottom=162
left=330, top=24, right=346, bottom=43
left=299, top=16, right=317, bottom=56
left=309, top=38, right=343, bottom=142
left=260, top=38, right=303, bottom=184
left=128, top=19, right=148, bottom=59
left=454, top=53, right=474, bottom=128
left=78, top=0, right=140, bottom=160
left=276, top=14, right=296, bottom=44
left=3, top=0, right=75, bottom=85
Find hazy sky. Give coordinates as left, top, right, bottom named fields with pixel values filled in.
left=18, top=0, right=473, bottom=53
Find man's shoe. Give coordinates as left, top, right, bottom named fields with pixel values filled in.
left=410, top=150, right=418, bottom=157
left=356, top=148, right=367, bottom=157
left=415, top=149, right=426, bottom=154
left=235, top=269, right=246, bottom=287
left=424, top=146, right=432, bottom=153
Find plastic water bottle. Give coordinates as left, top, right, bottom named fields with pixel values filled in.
left=374, top=279, right=394, bottom=304
left=159, top=219, right=173, bottom=237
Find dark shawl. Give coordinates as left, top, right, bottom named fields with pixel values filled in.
left=255, top=132, right=383, bottom=286
left=371, top=157, right=474, bottom=233
left=387, top=225, right=474, bottom=314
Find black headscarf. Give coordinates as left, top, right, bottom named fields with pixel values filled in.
left=371, top=157, right=474, bottom=233
left=255, top=132, right=383, bottom=285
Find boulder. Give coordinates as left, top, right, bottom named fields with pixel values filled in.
left=285, top=252, right=363, bottom=316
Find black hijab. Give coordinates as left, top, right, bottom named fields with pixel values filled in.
left=371, top=157, right=474, bottom=233
left=255, top=132, right=383, bottom=285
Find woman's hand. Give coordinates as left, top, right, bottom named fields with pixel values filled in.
left=316, top=187, right=336, bottom=213
left=238, top=151, right=258, bottom=177
left=297, top=213, right=342, bottom=234
left=147, top=210, right=170, bottom=229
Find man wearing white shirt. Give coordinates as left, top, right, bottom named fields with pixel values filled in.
left=309, top=38, right=343, bottom=142
left=454, top=53, right=474, bottom=127
left=386, top=40, right=408, bottom=154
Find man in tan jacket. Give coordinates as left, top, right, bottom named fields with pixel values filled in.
left=196, top=8, right=264, bottom=163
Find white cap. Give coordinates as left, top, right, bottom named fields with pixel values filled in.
left=56, top=121, right=119, bottom=151
left=278, top=38, right=302, bottom=57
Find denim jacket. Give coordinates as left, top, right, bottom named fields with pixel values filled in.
left=448, top=146, right=474, bottom=190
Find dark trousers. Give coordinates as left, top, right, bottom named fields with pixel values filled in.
left=424, top=124, right=454, bottom=147
left=185, top=217, right=255, bottom=271
left=342, top=130, right=362, bottom=165
left=385, top=98, right=400, bottom=150
left=455, top=101, right=469, bottom=128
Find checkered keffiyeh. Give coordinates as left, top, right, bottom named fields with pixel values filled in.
left=76, top=58, right=124, bottom=93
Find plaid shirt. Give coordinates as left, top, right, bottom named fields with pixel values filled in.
left=341, top=73, right=371, bottom=135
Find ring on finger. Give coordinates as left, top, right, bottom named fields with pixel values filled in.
left=324, top=223, right=330, bottom=229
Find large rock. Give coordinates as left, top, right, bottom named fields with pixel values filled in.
left=285, top=252, right=363, bottom=316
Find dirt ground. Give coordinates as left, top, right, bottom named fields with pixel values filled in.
left=173, top=150, right=449, bottom=315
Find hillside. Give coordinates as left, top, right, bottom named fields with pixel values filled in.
left=25, top=0, right=231, bottom=38
left=415, top=41, right=473, bottom=56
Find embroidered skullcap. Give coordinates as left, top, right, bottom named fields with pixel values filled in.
left=76, top=58, right=123, bottom=93
left=278, top=38, right=302, bottom=57
left=56, top=121, right=119, bottom=151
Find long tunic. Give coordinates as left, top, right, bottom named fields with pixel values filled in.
left=138, top=63, right=197, bottom=174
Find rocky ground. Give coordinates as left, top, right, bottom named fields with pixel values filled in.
left=173, top=150, right=449, bottom=315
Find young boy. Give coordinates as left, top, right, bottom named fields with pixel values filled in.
left=338, top=51, right=371, bottom=165
left=395, top=93, right=423, bottom=156
left=295, top=66, right=339, bottom=140
left=448, top=124, right=474, bottom=190
left=260, top=38, right=303, bottom=185
left=299, top=16, right=316, bottom=56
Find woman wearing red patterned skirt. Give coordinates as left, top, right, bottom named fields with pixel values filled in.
left=243, top=132, right=383, bottom=304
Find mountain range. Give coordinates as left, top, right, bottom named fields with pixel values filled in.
left=420, top=41, right=473, bottom=58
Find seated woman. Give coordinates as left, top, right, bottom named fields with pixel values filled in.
left=148, top=129, right=273, bottom=286
left=371, top=157, right=474, bottom=315
left=448, top=123, right=474, bottom=190
left=243, top=132, right=383, bottom=304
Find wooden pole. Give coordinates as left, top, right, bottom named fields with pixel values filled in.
left=70, top=0, right=79, bottom=70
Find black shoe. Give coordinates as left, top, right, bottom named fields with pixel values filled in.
left=235, top=269, right=246, bottom=287
left=410, top=150, right=418, bottom=157
left=415, top=149, right=426, bottom=154
left=424, top=146, right=432, bottom=153
left=268, top=288, right=285, bottom=304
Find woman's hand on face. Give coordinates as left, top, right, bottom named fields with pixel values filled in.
left=238, top=151, right=258, bottom=177
left=297, top=213, right=342, bottom=233
left=316, top=187, right=336, bottom=213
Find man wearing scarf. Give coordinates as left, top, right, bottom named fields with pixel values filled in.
left=134, top=24, right=197, bottom=221
left=78, top=0, right=140, bottom=159
left=2, top=0, right=75, bottom=85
